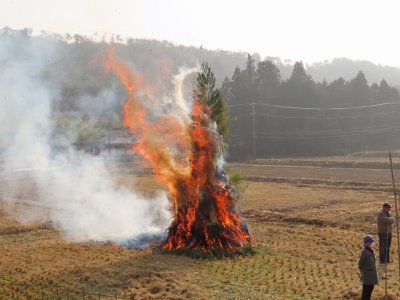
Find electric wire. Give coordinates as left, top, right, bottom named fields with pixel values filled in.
left=232, top=127, right=400, bottom=140
left=252, top=122, right=400, bottom=135
left=229, top=101, right=400, bottom=110
left=251, top=110, right=399, bottom=120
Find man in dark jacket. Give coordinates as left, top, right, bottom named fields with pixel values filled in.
left=377, top=202, right=396, bottom=263
left=359, top=235, right=378, bottom=300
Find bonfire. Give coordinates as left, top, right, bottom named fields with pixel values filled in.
left=104, top=48, right=251, bottom=255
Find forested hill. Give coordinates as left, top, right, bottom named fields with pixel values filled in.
left=307, top=58, right=400, bottom=89
left=3, top=28, right=400, bottom=159
left=3, top=27, right=400, bottom=87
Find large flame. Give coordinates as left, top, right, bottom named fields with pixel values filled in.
left=104, top=47, right=251, bottom=252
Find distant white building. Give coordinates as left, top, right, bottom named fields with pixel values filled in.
left=104, top=127, right=136, bottom=156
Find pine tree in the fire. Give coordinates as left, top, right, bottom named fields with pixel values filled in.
left=162, top=63, right=251, bottom=253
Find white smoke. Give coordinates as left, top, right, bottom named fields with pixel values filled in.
left=170, top=66, right=198, bottom=117
left=0, top=32, right=171, bottom=244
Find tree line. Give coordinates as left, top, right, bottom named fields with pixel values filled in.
left=222, top=55, right=400, bottom=159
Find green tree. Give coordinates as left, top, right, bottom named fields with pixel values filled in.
left=230, top=66, right=244, bottom=105
left=246, top=53, right=256, bottom=83
left=227, top=65, right=251, bottom=159
left=327, top=77, right=349, bottom=106
left=281, top=61, right=319, bottom=107
left=221, top=76, right=232, bottom=103
left=243, top=54, right=257, bottom=102
left=290, top=61, right=310, bottom=82
left=256, top=60, right=281, bottom=103
left=346, top=71, right=372, bottom=105
left=194, top=62, right=229, bottom=142
left=378, top=79, right=399, bottom=102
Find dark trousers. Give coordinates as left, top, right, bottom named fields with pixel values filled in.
left=362, top=284, right=374, bottom=300
left=378, top=232, right=392, bottom=263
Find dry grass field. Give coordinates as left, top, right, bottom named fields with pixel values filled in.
left=1, top=156, right=400, bottom=299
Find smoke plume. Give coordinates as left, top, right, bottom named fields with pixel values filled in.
left=0, top=32, right=173, bottom=244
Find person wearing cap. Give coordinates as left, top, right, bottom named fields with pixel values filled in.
left=358, top=235, right=378, bottom=300
left=377, top=202, right=396, bottom=263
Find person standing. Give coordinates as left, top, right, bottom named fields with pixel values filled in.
left=358, top=235, right=379, bottom=300
left=377, top=202, right=396, bottom=263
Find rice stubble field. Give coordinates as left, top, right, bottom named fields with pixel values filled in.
left=1, top=155, right=400, bottom=299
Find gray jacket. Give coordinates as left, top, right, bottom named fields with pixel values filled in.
left=358, top=248, right=378, bottom=285
left=377, top=209, right=395, bottom=233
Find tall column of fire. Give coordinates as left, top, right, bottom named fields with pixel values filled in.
left=104, top=48, right=251, bottom=253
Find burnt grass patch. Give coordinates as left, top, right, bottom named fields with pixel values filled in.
left=155, top=244, right=258, bottom=259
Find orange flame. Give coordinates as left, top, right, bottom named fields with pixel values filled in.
left=104, top=47, right=250, bottom=252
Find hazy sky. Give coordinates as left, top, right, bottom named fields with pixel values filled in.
left=2, top=0, right=400, bottom=66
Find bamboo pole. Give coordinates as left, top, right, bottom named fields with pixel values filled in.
left=389, top=151, right=400, bottom=286
left=385, top=229, right=389, bottom=300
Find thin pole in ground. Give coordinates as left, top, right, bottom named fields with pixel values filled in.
left=251, top=102, right=256, bottom=160
left=389, top=151, right=400, bottom=286
left=385, top=228, right=389, bottom=300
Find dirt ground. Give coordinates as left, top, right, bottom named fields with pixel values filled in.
left=1, top=156, right=400, bottom=299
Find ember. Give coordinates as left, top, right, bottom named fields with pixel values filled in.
left=104, top=48, right=251, bottom=254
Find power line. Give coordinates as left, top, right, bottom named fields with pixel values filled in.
left=231, top=119, right=400, bottom=137
left=252, top=110, right=399, bottom=120
left=230, top=101, right=400, bottom=157
left=256, top=127, right=400, bottom=137
left=229, top=101, right=400, bottom=111
left=232, top=127, right=400, bottom=140
left=252, top=122, right=400, bottom=135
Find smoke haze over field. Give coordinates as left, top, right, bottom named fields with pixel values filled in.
left=0, top=31, right=171, bottom=243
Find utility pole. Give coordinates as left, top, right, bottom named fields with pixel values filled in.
left=389, top=151, right=400, bottom=287
left=252, top=102, right=256, bottom=160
